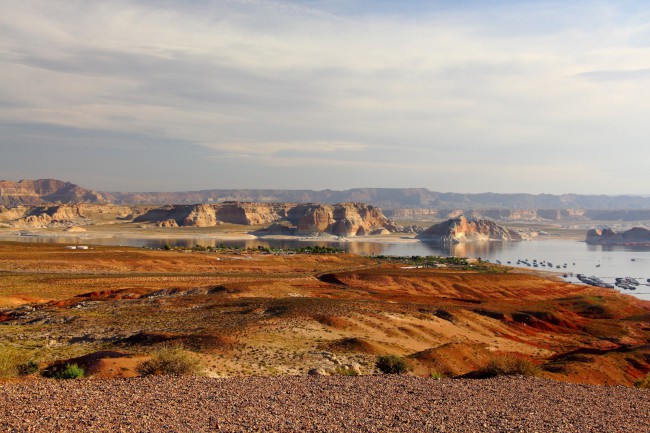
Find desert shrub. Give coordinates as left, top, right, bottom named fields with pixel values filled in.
left=376, top=355, right=409, bottom=375
left=429, top=372, right=444, bottom=379
left=476, top=355, right=540, bottom=378
left=137, top=345, right=201, bottom=376
left=635, top=373, right=650, bottom=389
left=54, top=363, right=85, bottom=379
left=17, top=360, right=39, bottom=376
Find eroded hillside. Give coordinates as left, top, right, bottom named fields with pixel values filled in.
left=0, top=242, right=648, bottom=386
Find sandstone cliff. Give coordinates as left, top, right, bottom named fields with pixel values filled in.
left=287, top=203, right=398, bottom=236
left=133, top=202, right=292, bottom=227
left=586, top=227, right=650, bottom=245
left=133, top=202, right=397, bottom=237
left=416, top=216, right=528, bottom=244
left=1, top=204, right=135, bottom=228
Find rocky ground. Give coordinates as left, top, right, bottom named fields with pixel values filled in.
left=0, top=375, right=648, bottom=432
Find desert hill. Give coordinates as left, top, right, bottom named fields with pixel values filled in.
left=3, top=179, right=650, bottom=212
left=0, top=179, right=104, bottom=206
left=416, top=216, right=530, bottom=243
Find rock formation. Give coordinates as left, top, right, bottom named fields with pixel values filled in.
left=5, top=178, right=650, bottom=211
left=416, top=216, right=528, bottom=244
left=0, top=204, right=134, bottom=228
left=586, top=227, right=650, bottom=245
left=385, top=208, right=590, bottom=222
left=156, top=219, right=179, bottom=228
left=133, top=202, right=397, bottom=237
left=289, top=203, right=398, bottom=237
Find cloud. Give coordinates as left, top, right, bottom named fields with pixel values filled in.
left=575, top=68, right=650, bottom=81
left=1, top=0, right=650, bottom=193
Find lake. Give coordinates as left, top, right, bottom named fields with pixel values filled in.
left=2, top=234, right=649, bottom=300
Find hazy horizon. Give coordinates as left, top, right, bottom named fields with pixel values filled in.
left=2, top=1, right=650, bottom=194
left=4, top=176, right=650, bottom=198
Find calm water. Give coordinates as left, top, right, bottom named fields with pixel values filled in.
left=3, top=235, right=649, bottom=300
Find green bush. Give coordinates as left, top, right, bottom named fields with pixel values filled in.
left=476, top=355, right=540, bottom=378
left=137, top=345, right=201, bottom=376
left=376, top=355, right=409, bottom=375
left=54, top=363, right=85, bottom=379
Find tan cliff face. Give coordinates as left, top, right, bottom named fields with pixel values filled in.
left=416, top=216, right=529, bottom=243
left=131, top=202, right=397, bottom=237
left=284, top=203, right=398, bottom=236
left=0, top=204, right=136, bottom=228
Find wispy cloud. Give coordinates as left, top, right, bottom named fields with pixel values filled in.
left=576, top=68, right=650, bottom=81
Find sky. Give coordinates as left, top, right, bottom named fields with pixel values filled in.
left=1, top=0, right=650, bottom=194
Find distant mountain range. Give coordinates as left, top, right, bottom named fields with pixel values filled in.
left=2, top=178, right=650, bottom=210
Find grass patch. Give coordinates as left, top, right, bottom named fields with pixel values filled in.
left=0, top=346, right=38, bottom=378
left=137, top=344, right=202, bottom=376
left=475, top=355, right=540, bottom=378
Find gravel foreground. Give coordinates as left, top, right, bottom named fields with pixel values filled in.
left=1, top=376, right=648, bottom=433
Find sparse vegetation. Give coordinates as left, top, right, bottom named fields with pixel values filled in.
left=0, top=346, right=22, bottom=378
left=17, top=360, right=39, bottom=376
left=54, top=363, right=85, bottom=379
left=0, top=347, right=38, bottom=378
left=376, top=355, right=409, bottom=374
left=634, top=373, right=650, bottom=389
left=0, top=242, right=647, bottom=386
left=137, top=345, right=202, bottom=376
left=475, top=355, right=540, bottom=378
